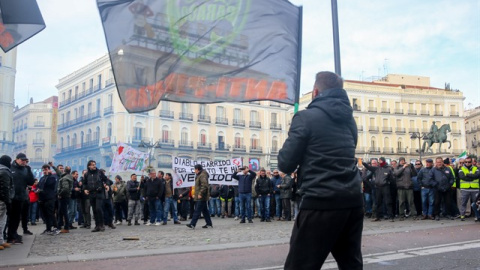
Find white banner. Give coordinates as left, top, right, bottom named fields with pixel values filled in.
left=172, top=157, right=243, bottom=189
left=110, top=143, right=150, bottom=174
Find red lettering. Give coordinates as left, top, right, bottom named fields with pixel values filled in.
left=267, top=81, right=288, bottom=100
left=245, top=79, right=268, bottom=100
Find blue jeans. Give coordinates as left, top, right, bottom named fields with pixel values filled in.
left=234, top=196, right=240, bottom=217
left=163, top=197, right=178, bottom=222
left=471, top=202, right=480, bottom=219
left=421, top=188, right=435, bottom=216
left=68, top=198, right=77, bottom=224
left=148, top=198, right=163, bottom=223
left=258, top=194, right=270, bottom=219
left=239, top=193, right=252, bottom=221
left=209, top=197, right=221, bottom=216
left=275, top=193, right=282, bottom=218
left=30, top=202, right=38, bottom=224
left=364, top=193, right=373, bottom=214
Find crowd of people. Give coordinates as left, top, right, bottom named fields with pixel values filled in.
left=0, top=151, right=479, bottom=252
left=361, top=156, right=480, bottom=222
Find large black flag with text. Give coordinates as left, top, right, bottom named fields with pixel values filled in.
left=0, top=0, right=45, bottom=52
left=97, top=0, right=302, bottom=113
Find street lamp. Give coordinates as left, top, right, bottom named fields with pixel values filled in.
left=410, top=132, right=425, bottom=162
left=138, top=140, right=161, bottom=166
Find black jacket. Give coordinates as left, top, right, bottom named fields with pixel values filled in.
left=278, top=88, right=363, bottom=210
left=37, top=173, right=57, bottom=201
left=220, top=185, right=234, bottom=199
left=144, top=177, right=164, bottom=200
left=10, top=161, right=35, bottom=201
left=363, top=163, right=393, bottom=188
left=83, top=169, right=109, bottom=199
left=127, top=180, right=141, bottom=200
left=417, top=166, right=434, bottom=188
left=0, top=164, right=14, bottom=204
left=232, top=170, right=257, bottom=194
left=428, top=166, right=454, bottom=192
left=255, top=175, right=272, bottom=195
left=209, top=184, right=221, bottom=198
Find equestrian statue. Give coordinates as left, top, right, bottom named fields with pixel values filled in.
left=422, top=121, right=451, bottom=153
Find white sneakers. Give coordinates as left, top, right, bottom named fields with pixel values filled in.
left=154, top=222, right=162, bottom=226
left=115, top=221, right=122, bottom=225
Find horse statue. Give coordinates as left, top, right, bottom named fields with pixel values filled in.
left=422, top=123, right=451, bottom=153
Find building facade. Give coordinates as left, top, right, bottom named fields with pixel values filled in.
left=12, top=96, right=58, bottom=171
left=54, top=55, right=289, bottom=174
left=292, top=74, right=466, bottom=162
left=465, top=106, right=480, bottom=157
left=0, top=48, right=17, bottom=156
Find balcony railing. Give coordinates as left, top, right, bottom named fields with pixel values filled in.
left=159, top=110, right=174, bottom=119
left=368, top=107, right=377, bottom=112
left=353, top=104, right=361, bottom=111
left=215, top=143, right=230, bottom=151
left=369, top=147, right=380, bottom=153
left=178, top=140, right=194, bottom=148
left=394, top=109, right=403, bottom=114
left=249, top=121, right=261, bottom=129
left=250, top=146, right=263, bottom=153
left=381, top=108, right=390, bottom=114
left=434, top=111, right=443, bottom=116
left=408, top=110, right=417, bottom=115
left=57, top=111, right=101, bottom=131
left=450, top=111, right=459, bottom=116
left=383, top=147, right=394, bottom=154
left=270, top=123, right=282, bottom=130
left=197, top=115, right=211, bottom=123
left=179, top=113, right=193, bottom=121
left=382, top=127, right=392, bottom=133
left=105, top=78, right=115, bottom=86
left=397, top=148, right=408, bottom=154
left=357, top=125, right=363, bottom=131
left=160, top=139, right=175, bottom=147
left=32, top=139, right=45, bottom=145
left=420, top=110, right=429, bottom=116
left=409, top=128, right=419, bottom=133
left=104, top=106, right=114, bottom=115
left=451, top=129, right=461, bottom=135
left=395, top=127, right=406, bottom=133
left=34, top=121, right=45, bottom=127
left=356, top=147, right=366, bottom=154
left=197, top=142, right=212, bottom=150
left=271, top=147, right=279, bottom=153
left=233, top=119, right=245, bottom=127
left=216, top=117, right=228, bottom=125
left=232, top=145, right=247, bottom=152
left=369, top=126, right=379, bottom=132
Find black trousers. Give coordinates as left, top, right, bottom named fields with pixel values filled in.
left=90, top=197, right=104, bottom=227
left=434, top=190, right=451, bottom=217
left=114, top=201, right=128, bottom=222
left=285, top=208, right=364, bottom=270
left=7, top=199, right=27, bottom=240
left=39, top=200, right=56, bottom=232
left=375, top=186, right=393, bottom=218
left=57, top=198, right=70, bottom=230
left=282, top=198, right=291, bottom=220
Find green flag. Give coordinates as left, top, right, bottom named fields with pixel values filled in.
left=458, top=151, right=467, bottom=159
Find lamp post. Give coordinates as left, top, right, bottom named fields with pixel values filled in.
left=138, top=140, right=161, bottom=166
left=410, top=132, right=425, bottom=162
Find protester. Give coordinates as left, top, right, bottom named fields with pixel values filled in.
left=38, top=164, right=60, bottom=236
left=0, top=155, right=14, bottom=249
left=83, top=160, right=109, bottom=232
left=126, top=174, right=142, bottom=226
left=113, top=175, right=128, bottom=225
left=232, top=166, right=257, bottom=224
left=57, top=166, right=73, bottom=233
left=186, top=164, right=212, bottom=229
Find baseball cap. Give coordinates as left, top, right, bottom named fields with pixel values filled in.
left=426, top=158, right=433, bottom=163
left=16, top=153, right=28, bottom=160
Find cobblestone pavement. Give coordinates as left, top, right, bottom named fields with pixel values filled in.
left=27, top=215, right=469, bottom=258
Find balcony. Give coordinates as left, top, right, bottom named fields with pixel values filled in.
left=104, top=106, right=114, bottom=115
left=178, top=140, right=194, bottom=149
left=357, top=125, right=363, bottom=131
left=250, top=146, right=263, bottom=153
left=369, top=147, right=380, bottom=153
left=215, top=143, right=230, bottom=151
left=356, top=147, right=366, bottom=154
left=368, top=107, right=377, bottom=113
left=397, top=148, right=408, bottom=154
left=381, top=127, right=392, bottom=133
left=57, top=111, right=101, bottom=131
left=369, top=126, right=379, bottom=133
left=353, top=104, right=361, bottom=111
left=394, top=109, right=404, bottom=114
left=159, top=139, right=175, bottom=148
left=179, top=113, right=193, bottom=121
left=270, top=123, right=282, bottom=130
left=105, top=78, right=115, bottom=86
left=159, top=110, right=174, bottom=119
left=270, top=102, right=280, bottom=107
left=409, top=128, right=419, bottom=133
left=215, top=117, right=228, bottom=125
left=249, top=121, right=262, bottom=129
left=232, top=145, right=247, bottom=152
left=450, top=111, right=459, bottom=116
left=197, top=142, right=212, bottom=151
left=197, top=115, right=211, bottom=123
left=381, top=108, right=390, bottom=114
left=233, top=119, right=245, bottom=127
left=132, top=137, right=150, bottom=145
left=271, top=147, right=279, bottom=154
left=408, top=110, right=417, bottom=115
left=395, top=127, right=406, bottom=134
left=420, top=110, right=429, bottom=116
left=32, top=139, right=45, bottom=145
left=14, top=141, right=27, bottom=150
left=434, top=111, right=443, bottom=116
left=383, top=147, right=394, bottom=154
left=34, top=121, right=45, bottom=127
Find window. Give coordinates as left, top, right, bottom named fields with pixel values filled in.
left=199, top=104, right=207, bottom=116
left=396, top=119, right=402, bottom=127
left=250, top=110, right=258, bottom=122
left=397, top=139, right=403, bottom=150
left=133, top=123, right=143, bottom=140
left=234, top=108, right=242, bottom=120
left=98, top=74, right=102, bottom=89
left=216, top=106, right=225, bottom=118
left=74, top=86, right=78, bottom=98
left=96, top=99, right=101, bottom=113
left=218, top=131, right=225, bottom=148
left=161, top=101, right=170, bottom=111
left=72, top=133, right=77, bottom=147
left=410, top=120, right=415, bottom=128
left=369, top=118, right=375, bottom=127
left=162, top=125, right=170, bottom=142
left=251, top=135, right=258, bottom=149
left=234, top=133, right=242, bottom=148
left=35, top=148, right=42, bottom=159
left=384, top=137, right=390, bottom=147
left=371, top=137, right=376, bottom=149
left=181, top=103, right=189, bottom=113
left=108, top=94, right=113, bottom=107
left=382, top=119, right=388, bottom=127
left=200, top=129, right=207, bottom=145
left=95, top=126, right=100, bottom=141
left=271, top=112, right=277, bottom=124
left=107, top=123, right=112, bottom=137
left=272, top=136, right=278, bottom=151
left=67, top=135, right=70, bottom=147
left=181, top=128, right=188, bottom=144
left=88, top=103, right=92, bottom=114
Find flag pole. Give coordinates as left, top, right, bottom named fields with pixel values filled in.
left=294, top=6, right=303, bottom=114
left=331, top=0, right=341, bottom=76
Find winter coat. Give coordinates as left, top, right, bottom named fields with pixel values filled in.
left=417, top=166, right=434, bottom=188
left=0, top=164, right=14, bottom=204
left=127, top=180, right=141, bottom=201
left=278, top=88, right=362, bottom=210
left=394, top=164, right=417, bottom=190
left=57, top=173, right=74, bottom=199
left=255, top=175, right=273, bottom=196
left=232, top=170, right=257, bottom=194
left=83, top=169, right=109, bottom=199
left=194, top=170, right=209, bottom=201
left=10, top=161, right=34, bottom=201
left=428, top=166, right=454, bottom=192
left=220, top=185, right=234, bottom=200
left=363, top=163, right=393, bottom=188
left=37, top=174, right=57, bottom=201
left=279, top=175, right=293, bottom=199
left=113, top=181, right=127, bottom=203
left=209, top=184, right=221, bottom=198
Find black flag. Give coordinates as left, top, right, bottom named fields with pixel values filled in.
left=0, top=0, right=45, bottom=52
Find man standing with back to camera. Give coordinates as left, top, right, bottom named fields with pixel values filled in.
left=279, top=71, right=364, bottom=270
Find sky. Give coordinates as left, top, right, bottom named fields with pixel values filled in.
left=13, top=0, right=480, bottom=109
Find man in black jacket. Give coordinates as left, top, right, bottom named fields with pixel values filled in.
left=255, top=168, right=272, bottom=222
left=8, top=153, right=35, bottom=243
left=38, top=164, right=59, bottom=235
left=279, top=71, right=363, bottom=270
left=144, top=168, right=164, bottom=226
left=363, top=157, right=395, bottom=222
left=0, top=155, right=14, bottom=248
left=232, top=166, right=257, bottom=223
left=83, top=160, right=109, bottom=232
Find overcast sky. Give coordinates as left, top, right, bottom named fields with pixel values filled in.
left=14, top=0, right=480, bottom=109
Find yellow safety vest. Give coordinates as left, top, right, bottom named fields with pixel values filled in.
left=449, top=166, right=457, bottom=188
left=460, top=166, right=479, bottom=189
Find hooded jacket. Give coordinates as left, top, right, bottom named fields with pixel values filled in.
left=10, top=161, right=35, bottom=201
left=0, top=164, right=14, bottom=204
left=278, top=88, right=363, bottom=210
